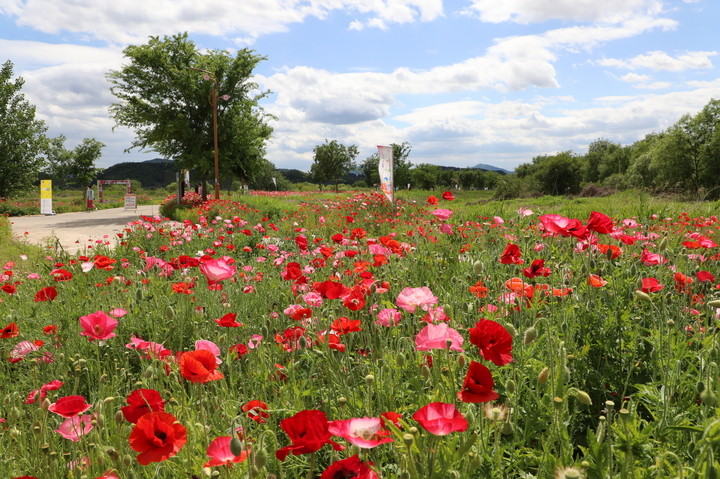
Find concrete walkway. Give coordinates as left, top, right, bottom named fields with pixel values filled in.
left=8, top=204, right=163, bottom=256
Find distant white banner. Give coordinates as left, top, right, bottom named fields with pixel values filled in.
left=377, top=145, right=393, bottom=203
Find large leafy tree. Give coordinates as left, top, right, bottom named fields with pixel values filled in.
left=107, top=32, right=273, bottom=197
left=360, top=142, right=413, bottom=188
left=310, top=140, right=359, bottom=190
left=0, top=60, right=48, bottom=198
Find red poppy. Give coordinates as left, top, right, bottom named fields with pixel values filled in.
left=331, top=317, right=362, bottom=334
left=315, top=280, right=351, bottom=299
left=468, top=280, right=489, bottom=298
left=121, top=389, right=166, bottom=424
left=468, top=319, right=513, bottom=366
left=499, top=243, right=523, bottom=265
left=320, top=455, right=379, bottom=479
left=25, top=379, right=63, bottom=404
left=343, top=285, right=366, bottom=311
left=214, top=312, right=243, bottom=327
left=34, top=286, right=57, bottom=302
left=426, top=195, right=439, bottom=205
left=50, top=268, right=73, bottom=282
left=171, top=282, right=194, bottom=294
left=230, top=343, right=248, bottom=358
left=281, top=262, right=302, bottom=281
left=43, top=324, right=58, bottom=335
left=412, top=402, right=468, bottom=436
left=588, top=274, right=607, bottom=288
left=442, top=191, right=455, bottom=201
left=295, top=235, right=309, bottom=251
left=458, top=360, right=500, bottom=403
left=242, top=400, right=270, bottom=423
left=275, top=409, right=344, bottom=461
left=204, top=436, right=249, bottom=467
left=539, top=214, right=589, bottom=240
left=2, top=284, right=17, bottom=294
left=640, top=248, right=667, bottom=266
left=179, top=349, right=224, bottom=383
left=522, top=259, right=551, bottom=279
left=586, top=211, right=614, bottom=234
left=697, top=271, right=716, bottom=283
left=129, top=411, right=187, bottom=465
left=93, top=255, right=116, bottom=270
left=48, top=395, right=92, bottom=418
left=0, top=322, right=19, bottom=338
left=596, top=243, right=622, bottom=259
left=639, top=277, right=664, bottom=294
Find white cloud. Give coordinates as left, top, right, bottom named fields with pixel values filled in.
left=599, top=50, right=717, bottom=71
left=1, top=0, right=443, bottom=44
left=621, top=73, right=651, bottom=82
left=463, top=0, right=662, bottom=24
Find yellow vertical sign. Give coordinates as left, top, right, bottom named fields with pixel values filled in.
left=40, top=180, right=53, bottom=215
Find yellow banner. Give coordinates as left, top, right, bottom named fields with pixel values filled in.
left=40, top=180, right=52, bottom=199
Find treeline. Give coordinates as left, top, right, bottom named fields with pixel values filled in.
left=496, top=98, right=720, bottom=200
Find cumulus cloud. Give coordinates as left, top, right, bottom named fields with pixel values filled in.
left=599, top=50, right=717, bottom=71
left=463, top=0, right=662, bottom=24
left=1, top=0, right=443, bottom=44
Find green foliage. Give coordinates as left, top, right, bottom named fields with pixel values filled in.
left=411, top=163, right=442, bottom=190
left=310, top=139, right=359, bottom=190
left=107, top=32, right=273, bottom=187
left=0, top=60, right=48, bottom=198
left=46, top=136, right=105, bottom=187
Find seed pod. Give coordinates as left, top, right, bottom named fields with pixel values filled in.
left=577, top=390, right=592, bottom=406
left=523, top=327, right=537, bottom=345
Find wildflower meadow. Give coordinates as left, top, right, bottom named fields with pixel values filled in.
left=1, top=189, right=720, bottom=479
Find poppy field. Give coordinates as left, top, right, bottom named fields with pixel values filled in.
left=1, top=190, right=720, bottom=479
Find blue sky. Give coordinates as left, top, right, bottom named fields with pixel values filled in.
left=1, top=0, right=718, bottom=173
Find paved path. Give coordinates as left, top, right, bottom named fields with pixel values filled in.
left=8, top=205, right=162, bottom=256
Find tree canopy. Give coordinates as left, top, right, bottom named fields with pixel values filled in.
left=310, top=140, right=359, bottom=190
left=0, top=60, right=48, bottom=198
left=107, top=32, right=274, bottom=195
left=46, top=136, right=105, bottom=187
left=360, top=142, right=413, bottom=188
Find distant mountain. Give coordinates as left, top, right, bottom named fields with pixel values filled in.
left=142, top=158, right=173, bottom=164
left=99, top=161, right=177, bottom=188
left=471, top=163, right=514, bottom=175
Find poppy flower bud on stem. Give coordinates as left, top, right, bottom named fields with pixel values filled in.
left=707, top=300, right=720, bottom=309
left=473, top=261, right=483, bottom=275
left=523, top=327, right=537, bottom=345
left=253, top=449, right=268, bottom=469
left=506, top=379, right=516, bottom=394
left=396, top=353, right=406, bottom=368
left=577, top=390, right=592, bottom=406
left=165, top=306, right=175, bottom=321
left=538, top=367, right=549, bottom=384
left=229, top=435, right=244, bottom=457
left=635, top=290, right=652, bottom=303
left=402, top=433, right=414, bottom=447
left=365, top=374, right=374, bottom=386
left=421, top=364, right=431, bottom=380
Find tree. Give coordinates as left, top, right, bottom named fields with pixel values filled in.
left=107, top=32, right=273, bottom=199
left=47, top=137, right=105, bottom=187
left=410, top=164, right=441, bottom=190
left=310, top=140, right=359, bottom=190
left=0, top=60, right=48, bottom=198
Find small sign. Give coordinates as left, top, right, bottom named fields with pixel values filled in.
left=40, top=180, right=53, bottom=215
left=124, top=194, right=137, bottom=210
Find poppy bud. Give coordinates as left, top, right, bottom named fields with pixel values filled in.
left=365, top=374, right=375, bottom=386
left=421, top=365, right=431, bottom=380
left=409, top=427, right=418, bottom=435
left=473, top=260, right=483, bottom=275
left=165, top=306, right=175, bottom=321
left=506, top=379, right=516, bottom=394
left=96, top=414, right=105, bottom=428
left=469, top=455, right=482, bottom=470
left=107, top=448, right=119, bottom=461
left=658, top=236, right=667, bottom=251
left=142, top=366, right=155, bottom=379
left=635, top=290, right=652, bottom=303
left=504, top=323, right=518, bottom=337
left=135, top=288, right=143, bottom=301
left=254, top=449, right=268, bottom=469
left=538, top=367, right=549, bottom=384
left=458, top=354, right=466, bottom=369
left=230, top=435, right=244, bottom=457
left=596, top=416, right=606, bottom=443
left=9, top=407, right=21, bottom=421
left=701, top=389, right=717, bottom=407
left=605, top=247, right=614, bottom=261
left=115, top=410, right=125, bottom=424
left=501, top=421, right=514, bottom=436
left=396, top=353, right=406, bottom=368
left=339, top=396, right=347, bottom=407
left=402, top=433, right=414, bottom=447
left=697, top=381, right=706, bottom=393
left=707, top=300, right=720, bottom=309
left=523, top=327, right=537, bottom=344
left=250, top=466, right=260, bottom=478
left=577, top=390, right=592, bottom=406
left=41, top=397, right=51, bottom=410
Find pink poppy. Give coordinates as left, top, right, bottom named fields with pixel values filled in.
left=328, top=417, right=393, bottom=448
left=55, top=414, right=94, bottom=441
left=375, top=308, right=401, bottom=327
left=431, top=209, right=453, bottom=221
left=412, top=402, right=468, bottom=436
left=108, top=308, right=127, bottom=318
left=396, top=286, right=438, bottom=313
left=539, top=214, right=589, bottom=240
left=204, top=436, right=249, bottom=467
left=195, top=340, right=222, bottom=365
left=640, top=248, right=667, bottom=266
left=199, top=258, right=236, bottom=284
left=415, top=323, right=464, bottom=352
left=8, top=340, right=42, bottom=363
left=79, top=311, right=118, bottom=341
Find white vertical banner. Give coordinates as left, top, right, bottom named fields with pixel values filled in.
left=377, top=145, right=394, bottom=203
